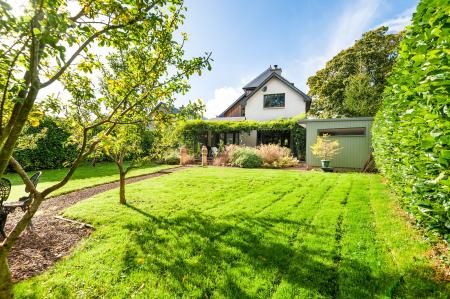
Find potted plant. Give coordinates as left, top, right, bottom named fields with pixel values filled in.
left=310, top=134, right=342, bottom=170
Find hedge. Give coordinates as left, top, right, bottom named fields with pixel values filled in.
left=178, top=116, right=306, bottom=158
left=14, top=118, right=78, bottom=171
left=372, top=0, right=450, bottom=241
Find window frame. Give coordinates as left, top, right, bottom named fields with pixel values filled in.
left=317, top=127, right=366, bottom=137
left=263, top=93, right=285, bottom=108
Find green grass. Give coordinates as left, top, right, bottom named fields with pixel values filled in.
left=5, top=162, right=173, bottom=199
left=14, top=167, right=449, bottom=298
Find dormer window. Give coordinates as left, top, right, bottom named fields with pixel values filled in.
left=264, top=93, right=285, bottom=108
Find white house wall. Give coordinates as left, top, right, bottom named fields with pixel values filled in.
left=245, top=77, right=307, bottom=121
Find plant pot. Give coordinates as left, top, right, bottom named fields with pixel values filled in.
left=321, top=160, right=331, bottom=168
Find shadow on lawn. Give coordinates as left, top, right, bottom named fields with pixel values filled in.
left=121, top=204, right=440, bottom=298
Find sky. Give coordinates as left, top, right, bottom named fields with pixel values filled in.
left=178, top=0, right=418, bottom=118
left=6, top=0, right=418, bottom=118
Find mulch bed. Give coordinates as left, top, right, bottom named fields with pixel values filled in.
left=4, top=166, right=184, bottom=282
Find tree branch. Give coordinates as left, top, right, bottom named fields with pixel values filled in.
left=41, top=21, right=137, bottom=88
left=9, top=157, right=39, bottom=195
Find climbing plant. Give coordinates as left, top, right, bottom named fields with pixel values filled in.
left=178, top=116, right=306, bottom=158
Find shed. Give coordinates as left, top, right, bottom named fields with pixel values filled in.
left=298, top=117, right=374, bottom=169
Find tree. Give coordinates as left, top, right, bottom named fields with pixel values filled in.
left=149, top=100, right=206, bottom=162
left=307, top=27, right=401, bottom=118
left=101, top=124, right=143, bottom=205
left=372, top=0, right=450, bottom=240
left=0, top=1, right=212, bottom=297
left=343, top=72, right=381, bottom=116
left=100, top=99, right=206, bottom=205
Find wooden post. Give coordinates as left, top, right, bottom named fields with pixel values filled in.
left=201, top=145, right=208, bottom=166
left=180, top=147, right=188, bottom=166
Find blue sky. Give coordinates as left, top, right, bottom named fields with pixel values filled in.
left=177, top=0, right=418, bottom=118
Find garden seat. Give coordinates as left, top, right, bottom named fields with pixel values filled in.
left=0, top=171, right=42, bottom=238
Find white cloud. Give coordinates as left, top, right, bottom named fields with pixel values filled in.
left=376, top=6, right=415, bottom=33
left=328, top=0, right=382, bottom=55
left=204, top=87, right=242, bottom=118
left=289, top=0, right=383, bottom=92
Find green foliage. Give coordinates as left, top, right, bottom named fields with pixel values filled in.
left=148, top=100, right=207, bottom=161
left=178, top=116, right=306, bottom=158
left=13, top=118, right=77, bottom=171
left=310, top=134, right=342, bottom=161
left=373, top=0, right=450, bottom=241
left=14, top=168, right=449, bottom=297
left=344, top=73, right=381, bottom=116
left=229, top=147, right=263, bottom=168
left=308, top=27, right=401, bottom=117
left=159, top=149, right=181, bottom=165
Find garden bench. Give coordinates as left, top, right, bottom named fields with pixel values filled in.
left=0, top=172, right=42, bottom=238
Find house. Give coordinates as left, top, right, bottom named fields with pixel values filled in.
left=209, top=65, right=311, bottom=149
left=299, top=117, right=374, bottom=169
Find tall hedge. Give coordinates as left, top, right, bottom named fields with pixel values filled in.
left=372, top=0, right=450, bottom=241
left=14, top=118, right=78, bottom=171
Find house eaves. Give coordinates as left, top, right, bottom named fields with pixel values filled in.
left=218, top=93, right=246, bottom=117
left=218, top=70, right=311, bottom=117
left=244, top=72, right=311, bottom=103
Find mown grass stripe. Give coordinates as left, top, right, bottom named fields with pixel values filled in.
left=271, top=174, right=353, bottom=298
left=367, top=175, right=450, bottom=298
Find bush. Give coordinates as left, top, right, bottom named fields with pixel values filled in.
left=230, top=147, right=262, bottom=168
left=213, top=144, right=298, bottom=168
left=256, top=144, right=298, bottom=168
left=213, top=144, right=239, bottom=166
left=157, top=149, right=194, bottom=165
left=14, top=118, right=78, bottom=171
left=310, top=135, right=341, bottom=161
left=161, top=150, right=180, bottom=165
left=372, top=0, right=450, bottom=241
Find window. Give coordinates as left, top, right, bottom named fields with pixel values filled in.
left=241, top=105, right=245, bottom=117
left=264, top=93, right=285, bottom=108
left=318, top=127, right=365, bottom=136
left=257, top=130, right=290, bottom=147
left=214, top=132, right=240, bottom=146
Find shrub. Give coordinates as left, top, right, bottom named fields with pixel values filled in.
left=14, top=118, right=78, bottom=171
left=256, top=144, right=298, bottom=168
left=231, top=147, right=262, bottom=168
left=213, top=144, right=239, bottom=166
left=162, top=151, right=180, bottom=165
left=372, top=0, right=450, bottom=241
left=158, top=149, right=194, bottom=165
left=310, top=135, right=341, bottom=161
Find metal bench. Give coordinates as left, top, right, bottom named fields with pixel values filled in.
left=0, top=172, right=42, bottom=238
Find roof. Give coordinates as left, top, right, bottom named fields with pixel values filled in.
left=219, top=66, right=311, bottom=117
left=298, top=117, right=374, bottom=123
left=209, top=116, right=246, bottom=122
left=155, top=102, right=180, bottom=114
left=242, top=66, right=282, bottom=89
left=218, top=94, right=246, bottom=117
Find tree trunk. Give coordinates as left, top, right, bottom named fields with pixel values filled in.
left=118, top=166, right=126, bottom=205
left=0, top=247, right=13, bottom=299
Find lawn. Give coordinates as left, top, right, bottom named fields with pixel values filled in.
left=5, top=162, right=173, bottom=200
left=14, top=167, right=449, bottom=298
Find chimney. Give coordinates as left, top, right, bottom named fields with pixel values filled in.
left=272, top=64, right=282, bottom=75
